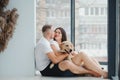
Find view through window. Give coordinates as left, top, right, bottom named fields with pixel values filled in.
left=75, top=0, right=108, bottom=63
left=36, top=0, right=71, bottom=43
left=36, top=0, right=108, bottom=71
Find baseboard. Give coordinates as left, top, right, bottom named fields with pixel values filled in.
left=112, top=76, right=119, bottom=80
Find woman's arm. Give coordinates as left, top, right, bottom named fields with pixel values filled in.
left=71, top=51, right=78, bottom=56
left=47, top=51, right=68, bottom=64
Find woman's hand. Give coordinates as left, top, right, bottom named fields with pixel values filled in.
left=71, top=51, right=78, bottom=56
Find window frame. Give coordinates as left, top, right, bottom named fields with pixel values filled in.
left=108, top=0, right=116, bottom=79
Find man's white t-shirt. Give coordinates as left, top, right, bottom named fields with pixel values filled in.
left=50, top=39, right=60, bottom=51
left=35, top=37, right=53, bottom=71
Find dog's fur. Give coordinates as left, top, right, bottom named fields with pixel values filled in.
left=59, top=41, right=74, bottom=61
left=0, top=0, right=19, bottom=52
left=50, top=41, right=74, bottom=69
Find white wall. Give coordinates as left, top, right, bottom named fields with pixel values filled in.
left=0, top=0, right=35, bottom=77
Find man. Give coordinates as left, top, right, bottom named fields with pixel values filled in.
left=35, top=24, right=73, bottom=76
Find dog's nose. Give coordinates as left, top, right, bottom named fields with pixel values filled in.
left=69, top=49, right=72, bottom=52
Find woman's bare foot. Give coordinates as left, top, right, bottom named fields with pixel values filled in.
left=102, top=71, right=108, bottom=79
left=88, top=70, right=101, bottom=77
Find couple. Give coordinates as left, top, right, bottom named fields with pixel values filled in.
left=35, top=24, right=107, bottom=78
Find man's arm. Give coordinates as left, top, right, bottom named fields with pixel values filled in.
left=47, top=51, right=68, bottom=64
left=51, top=44, right=62, bottom=56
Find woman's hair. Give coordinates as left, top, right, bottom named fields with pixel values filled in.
left=54, top=27, right=67, bottom=42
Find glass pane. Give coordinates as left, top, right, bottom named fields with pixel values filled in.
left=75, top=0, right=108, bottom=64
left=36, top=0, right=71, bottom=43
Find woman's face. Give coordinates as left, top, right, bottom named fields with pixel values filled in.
left=54, top=29, right=62, bottom=41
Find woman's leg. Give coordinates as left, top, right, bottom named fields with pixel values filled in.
left=58, top=60, right=99, bottom=77
left=91, top=58, right=104, bottom=69
left=72, top=52, right=107, bottom=78
left=72, top=51, right=102, bottom=69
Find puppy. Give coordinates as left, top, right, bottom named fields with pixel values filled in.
left=59, top=41, right=74, bottom=61
left=50, top=41, right=74, bottom=69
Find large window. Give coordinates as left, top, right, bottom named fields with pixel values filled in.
left=36, top=0, right=108, bottom=62
left=36, top=0, right=108, bottom=72
left=36, top=0, right=119, bottom=78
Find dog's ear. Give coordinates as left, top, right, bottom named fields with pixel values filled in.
left=62, top=41, right=66, bottom=44
left=59, top=42, right=64, bottom=49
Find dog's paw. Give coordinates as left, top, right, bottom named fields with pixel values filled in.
left=49, top=63, right=54, bottom=69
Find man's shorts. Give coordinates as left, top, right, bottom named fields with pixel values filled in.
left=40, top=62, right=77, bottom=77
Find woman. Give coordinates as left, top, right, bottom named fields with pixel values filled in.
left=51, top=27, right=108, bottom=78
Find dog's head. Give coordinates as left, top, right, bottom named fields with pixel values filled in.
left=60, top=41, right=74, bottom=54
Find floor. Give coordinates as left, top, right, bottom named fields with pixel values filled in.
left=0, top=76, right=110, bottom=80
left=0, top=65, right=109, bottom=80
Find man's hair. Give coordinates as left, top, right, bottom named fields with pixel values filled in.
left=42, top=24, right=52, bottom=33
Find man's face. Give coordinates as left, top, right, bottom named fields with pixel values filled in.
left=49, top=27, right=54, bottom=39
